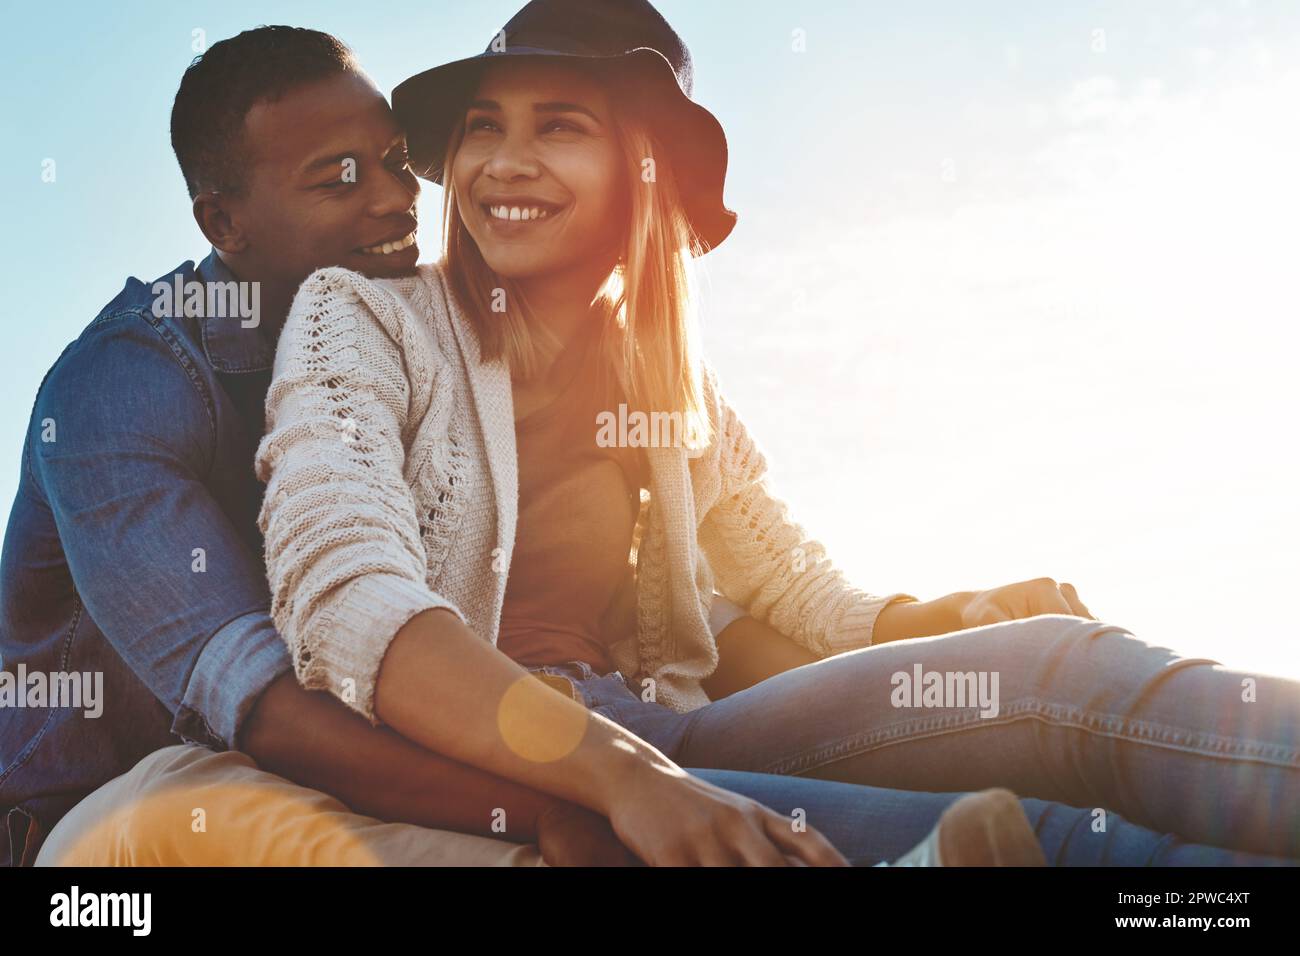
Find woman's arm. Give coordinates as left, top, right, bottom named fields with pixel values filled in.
left=253, top=268, right=650, bottom=803
left=254, top=269, right=846, bottom=866
left=372, top=600, right=848, bottom=866
left=704, top=590, right=983, bottom=699
left=872, top=590, right=979, bottom=643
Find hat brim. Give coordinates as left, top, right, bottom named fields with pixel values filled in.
left=391, top=47, right=736, bottom=253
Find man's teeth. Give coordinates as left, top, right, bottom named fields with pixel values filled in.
left=360, top=231, right=417, bottom=255
left=488, top=205, right=552, bottom=221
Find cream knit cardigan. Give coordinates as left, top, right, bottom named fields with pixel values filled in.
left=253, top=263, right=917, bottom=724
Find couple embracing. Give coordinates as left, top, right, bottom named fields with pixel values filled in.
left=4, top=0, right=1298, bottom=867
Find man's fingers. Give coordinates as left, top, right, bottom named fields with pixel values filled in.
left=1058, top=582, right=1095, bottom=620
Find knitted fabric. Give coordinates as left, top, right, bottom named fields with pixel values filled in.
left=254, top=263, right=918, bottom=724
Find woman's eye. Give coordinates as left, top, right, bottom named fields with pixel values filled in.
left=317, top=179, right=351, bottom=190
left=467, top=117, right=498, bottom=133
left=543, top=120, right=581, bottom=134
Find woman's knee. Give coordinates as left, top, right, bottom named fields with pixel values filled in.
left=965, top=615, right=1141, bottom=674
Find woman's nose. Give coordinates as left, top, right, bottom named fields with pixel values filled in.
left=483, top=134, right=541, bottom=181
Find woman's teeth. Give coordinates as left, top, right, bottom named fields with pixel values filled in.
left=488, top=205, right=552, bottom=221
left=360, top=231, right=417, bottom=255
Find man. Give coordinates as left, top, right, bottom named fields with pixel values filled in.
left=0, top=25, right=631, bottom=867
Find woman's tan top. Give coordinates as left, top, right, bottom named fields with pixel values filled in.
left=497, top=321, right=648, bottom=675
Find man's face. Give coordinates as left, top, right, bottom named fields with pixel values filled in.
left=227, top=71, right=421, bottom=284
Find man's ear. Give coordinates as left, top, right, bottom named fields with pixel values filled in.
left=192, top=191, right=249, bottom=255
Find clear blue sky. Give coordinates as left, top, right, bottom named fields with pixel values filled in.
left=3, top=1, right=1298, bottom=673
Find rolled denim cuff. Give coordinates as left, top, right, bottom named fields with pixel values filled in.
left=174, top=609, right=294, bottom=751
left=708, top=592, right=748, bottom=639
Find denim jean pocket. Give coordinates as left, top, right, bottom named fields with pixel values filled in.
left=525, top=661, right=638, bottom=714
left=530, top=669, right=583, bottom=704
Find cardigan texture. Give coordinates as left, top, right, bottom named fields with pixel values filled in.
left=253, top=262, right=918, bottom=723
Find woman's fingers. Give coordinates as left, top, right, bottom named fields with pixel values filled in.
left=969, top=578, right=1097, bottom=627
left=727, top=817, right=795, bottom=866
left=1057, top=582, right=1095, bottom=619
left=689, top=811, right=787, bottom=866
left=1032, top=578, right=1077, bottom=616
left=978, top=603, right=1013, bottom=625
left=760, top=810, right=849, bottom=866
left=964, top=594, right=1014, bottom=627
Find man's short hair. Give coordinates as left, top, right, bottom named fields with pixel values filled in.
left=170, top=25, right=359, bottom=199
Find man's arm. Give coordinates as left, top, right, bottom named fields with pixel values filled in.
left=239, top=673, right=559, bottom=841
left=31, top=316, right=570, bottom=846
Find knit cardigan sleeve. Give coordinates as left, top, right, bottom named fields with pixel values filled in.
left=253, top=266, right=467, bottom=724
left=696, top=363, right=919, bottom=657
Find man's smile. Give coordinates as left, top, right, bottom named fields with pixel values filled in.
left=357, top=229, right=418, bottom=256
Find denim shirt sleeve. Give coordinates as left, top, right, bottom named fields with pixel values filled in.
left=28, top=311, right=292, bottom=750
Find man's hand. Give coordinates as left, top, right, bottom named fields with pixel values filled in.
left=536, top=802, right=640, bottom=867
left=958, top=578, right=1095, bottom=628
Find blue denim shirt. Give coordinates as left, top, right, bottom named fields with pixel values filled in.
left=0, top=250, right=293, bottom=865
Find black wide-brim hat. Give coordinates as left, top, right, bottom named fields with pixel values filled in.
left=392, top=0, right=737, bottom=254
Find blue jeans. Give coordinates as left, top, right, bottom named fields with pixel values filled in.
left=531, top=614, right=1300, bottom=866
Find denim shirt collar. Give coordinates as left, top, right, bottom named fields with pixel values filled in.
left=194, top=248, right=275, bottom=374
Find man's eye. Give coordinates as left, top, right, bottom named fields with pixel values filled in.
left=543, top=120, right=581, bottom=134
left=317, top=179, right=350, bottom=190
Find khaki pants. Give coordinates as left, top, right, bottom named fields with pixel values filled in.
left=35, top=744, right=546, bottom=867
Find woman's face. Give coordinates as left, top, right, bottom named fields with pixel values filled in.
left=451, top=59, right=626, bottom=281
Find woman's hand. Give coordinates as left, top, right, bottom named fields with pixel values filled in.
left=957, top=577, right=1095, bottom=628
left=604, top=761, right=849, bottom=866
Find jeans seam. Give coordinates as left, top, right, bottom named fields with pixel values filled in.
left=671, top=706, right=709, bottom=761
left=766, top=697, right=1300, bottom=777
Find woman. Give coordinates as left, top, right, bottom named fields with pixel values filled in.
left=254, top=0, right=1298, bottom=865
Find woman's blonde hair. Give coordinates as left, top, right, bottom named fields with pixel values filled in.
left=440, top=65, right=711, bottom=451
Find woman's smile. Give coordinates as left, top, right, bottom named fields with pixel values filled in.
left=478, top=196, right=570, bottom=238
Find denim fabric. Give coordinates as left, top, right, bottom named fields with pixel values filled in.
left=531, top=613, right=1300, bottom=866
left=0, top=250, right=294, bottom=865
left=682, top=769, right=1296, bottom=866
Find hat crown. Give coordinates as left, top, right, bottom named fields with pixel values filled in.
left=490, top=0, right=693, bottom=95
